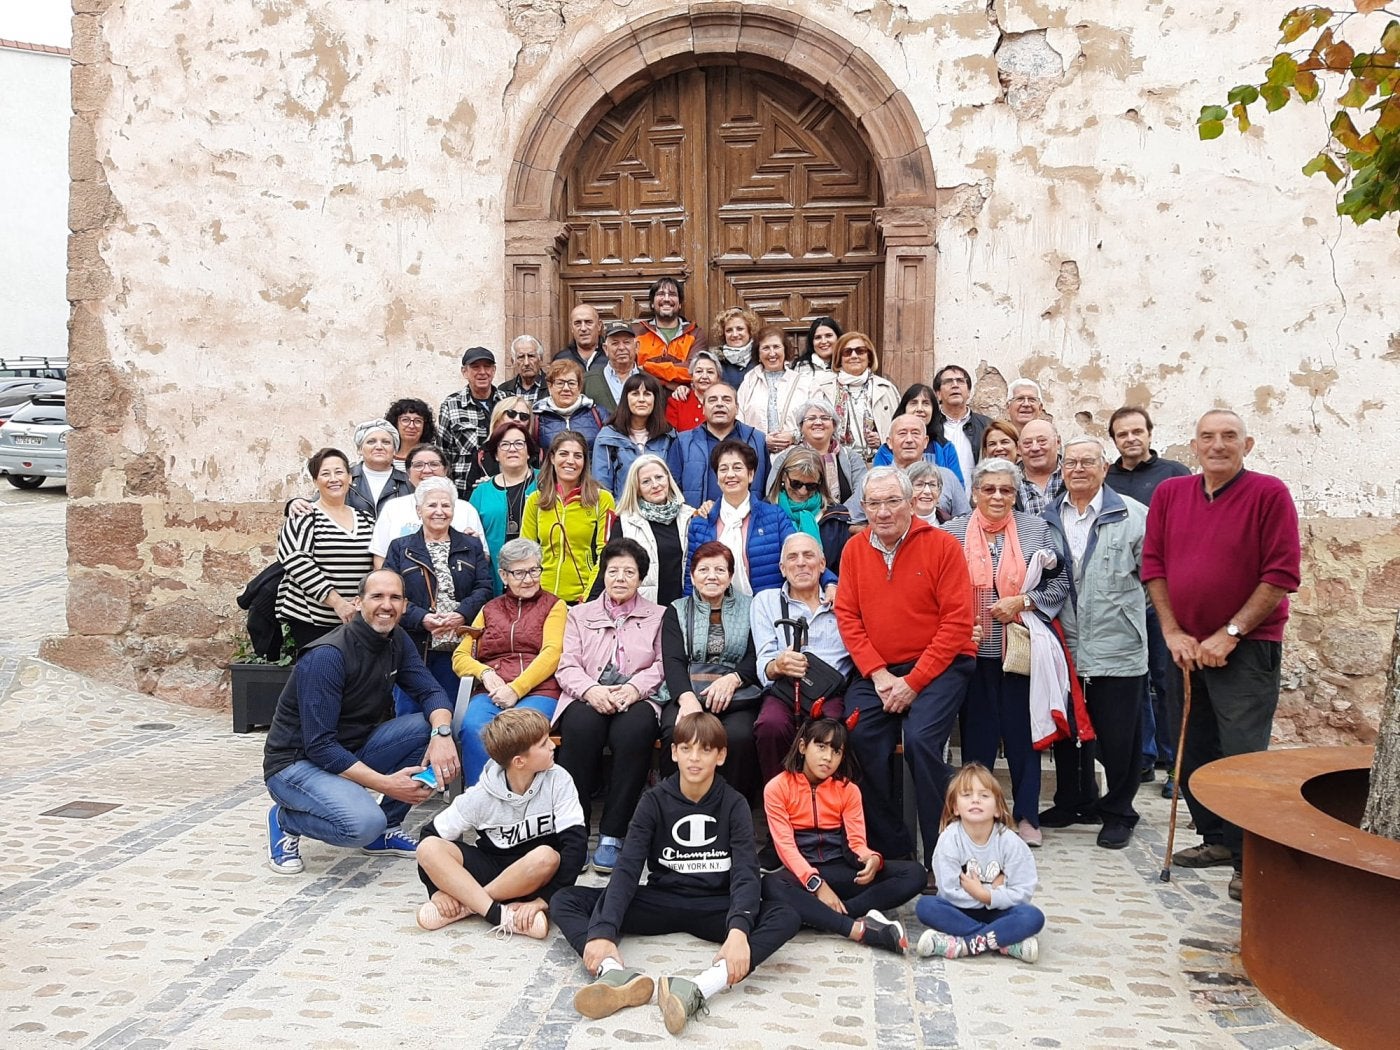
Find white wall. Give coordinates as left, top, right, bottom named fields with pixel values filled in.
left=0, top=46, right=70, bottom=360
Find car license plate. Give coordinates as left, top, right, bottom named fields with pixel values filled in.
left=12, top=436, right=43, bottom=446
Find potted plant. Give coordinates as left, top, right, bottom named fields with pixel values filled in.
left=229, top=627, right=295, bottom=733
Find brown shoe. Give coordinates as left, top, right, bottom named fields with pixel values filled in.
left=1172, top=843, right=1233, bottom=868
left=1228, top=872, right=1243, bottom=902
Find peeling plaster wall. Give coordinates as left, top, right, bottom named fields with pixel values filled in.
left=54, top=0, right=1400, bottom=740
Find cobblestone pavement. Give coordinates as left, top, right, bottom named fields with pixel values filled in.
left=0, top=484, right=1334, bottom=1048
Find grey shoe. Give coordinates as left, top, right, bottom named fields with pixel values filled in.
left=573, top=967, right=654, bottom=1019
left=1001, top=935, right=1039, bottom=963
left=1228, top=871, right=1243, bottom=902
left=1172, top=842, right=1233, bottom=868
left=658, top=975, right=707, bottom=1035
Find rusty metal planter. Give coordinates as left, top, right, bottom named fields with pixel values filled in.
left=1192, top=746, right=1400, bottom=1050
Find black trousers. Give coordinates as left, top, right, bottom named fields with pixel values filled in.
left=658, top=698, right=760, bottom=803
left=761, top=858, right=926, bottom=936
left=554, top=701, right=659, bottom=839
left=1050, top=674, right=1144, bottom=828
left=552, top=884, right=800, bottom=969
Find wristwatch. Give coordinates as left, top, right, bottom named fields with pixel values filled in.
left=1022, top=595, right=1032, bottom=610
left=1226, top=623, right=1244, bottom=638
left=804, top=873, right=823, bottom=893
left=430, top=724, right=453, bottom=738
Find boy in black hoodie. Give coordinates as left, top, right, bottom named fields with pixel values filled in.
left=552, top=712, right=800, bottom=1035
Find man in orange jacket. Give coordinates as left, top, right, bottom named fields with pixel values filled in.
left=633, top=277, right=708, bottom=395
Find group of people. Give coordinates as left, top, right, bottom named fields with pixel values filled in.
left=259, top=278, right=1301, bottom=1032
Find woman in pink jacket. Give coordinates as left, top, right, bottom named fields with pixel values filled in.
left=553, top=537, right=667, bottom=875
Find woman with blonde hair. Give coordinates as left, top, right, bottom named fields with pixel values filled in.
left=521, top=430, right=615, bottom=603
left=708, top=305, right=763, bottom=388
left=597, top=453, right=696, bottom=606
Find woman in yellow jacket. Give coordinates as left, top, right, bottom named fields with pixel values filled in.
left=521, top=430, right=616, bottom=603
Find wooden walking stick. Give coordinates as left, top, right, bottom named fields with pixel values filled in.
left=1160, top=671, right=1194, bottom=883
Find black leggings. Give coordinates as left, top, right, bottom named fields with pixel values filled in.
left=761, top=857, right=926, bottom=936
left=551, top=884, right=800, bottom=969
left=554, top=701, right=659, bottom=839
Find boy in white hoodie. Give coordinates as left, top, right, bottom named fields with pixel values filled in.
left=414, top=708, right=587, bottom=938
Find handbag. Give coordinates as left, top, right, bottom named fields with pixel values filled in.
left=1002, top=620, right=1032, bottom=676
left=684, top=597, right=762, bottom=709
left=769, top=596, right=849, bottom=718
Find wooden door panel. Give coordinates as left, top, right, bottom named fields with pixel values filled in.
left=718, top=266, right=879, bottom=343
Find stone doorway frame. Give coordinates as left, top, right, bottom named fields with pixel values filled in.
left=504, top=5, right=938, bottom=391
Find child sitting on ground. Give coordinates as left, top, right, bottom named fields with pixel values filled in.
left=414, top=708, right=586, bottom=938
left=551, top=712, right=801, bottom=1035
left=761, top=717, right=926, bottom=953
left=915, top=761, right=1045, bottom=963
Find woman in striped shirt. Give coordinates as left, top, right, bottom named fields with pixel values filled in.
left=276, top=448, right=376, bottom=652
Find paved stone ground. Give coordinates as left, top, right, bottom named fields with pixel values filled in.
left=0, top=484, right=1335, bottom=1048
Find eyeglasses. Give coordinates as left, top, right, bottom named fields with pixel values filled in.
left=912, top=480, right=942, bottom=492
left=938, top=376, right=969, bottom=388
left=977, top=485, right=1017, bottom=496
left=503, top=409, right=530, bottom=420
left=784, top=477, right=820, bottom=494
left=409, top=460, right=444, bottom=473
left=504, top=566, right=543, bottom=581
left=551, top=379, right=579, bottom=389
left=802, top=415, right=833, bottom=425
left=861, top=497, right=906, bottom=512
left=497, top=440, right=527, bottom=452
left=1062, top=458, right=1103, bottom=470
left=397, top=416, right=424, bottom=427
left=1010, top=396, right=1040, bottom=405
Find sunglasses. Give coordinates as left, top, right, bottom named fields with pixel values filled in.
left=784, top=477, right=820, bottom=493
left=503, top=409, right=530, bottom=420
left=841, top=346, right=870, bottom=357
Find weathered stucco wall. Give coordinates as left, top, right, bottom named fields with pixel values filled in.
left=50, top=0, right=1400, bottom=741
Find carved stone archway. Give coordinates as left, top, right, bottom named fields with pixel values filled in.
left=505, top=4, right=938, bottom=391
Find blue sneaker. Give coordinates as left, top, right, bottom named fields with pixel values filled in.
left=592, top=836, right=622, bottom=874
left=266, top=804, right=303, bottom=875
left=361, top=825, right=417, bottom=857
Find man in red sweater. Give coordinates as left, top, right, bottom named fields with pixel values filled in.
left=1142, top=409, right=1300, bottom=903
left=835, top=467, right=976, bottom=867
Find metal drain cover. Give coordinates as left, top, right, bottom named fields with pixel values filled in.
left=41, top=800, right=121, bottom=819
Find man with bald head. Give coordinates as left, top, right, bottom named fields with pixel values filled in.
left=1017, top=418, right=1064, bottom=514
left=887, top=413, right=970, bottom=519
left=1142, top=410, right=1300, bottom=902
left=557, top=304, right=607, bottom=374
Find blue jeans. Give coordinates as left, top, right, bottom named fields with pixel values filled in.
left=1142, top=606, right=1181, bottom=766
left=394, top=651, right=458, bottom=717
left=459, top=692, right=558, bottom=785
left=915, top=894, right=1044, bottom=946
left=266, top=714, right=431, bottom=847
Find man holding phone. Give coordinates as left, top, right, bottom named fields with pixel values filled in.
left=262, top=569, right=457, bottom=875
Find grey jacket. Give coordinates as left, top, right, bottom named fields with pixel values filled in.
left=1041, top=485, right=1148, bottom=678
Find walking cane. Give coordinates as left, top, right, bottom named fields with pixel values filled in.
left=774, top=615, right=808, bottom=717
left=1159, top=671, right=1194, bottom=883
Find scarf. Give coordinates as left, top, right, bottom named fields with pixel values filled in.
left=813, top=447, right=842, bottom=500
left=721, top=340, right=753, bottom=369
left=963, top=508, right=1026, bottom=605
left=539, top=396, right=583, bottom=416
left=763, top=368, right=785, bottom=431
left=778, top=490, right=822, bottom=541
left=637, top=495, right=682, bottom=524
left=833, top=370, right=874, bottom=453
left=717, top=497, right=752, bottom=595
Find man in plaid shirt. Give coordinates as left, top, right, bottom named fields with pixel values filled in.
left=1016, top=419, right=1064, bottom=514
left=439, top=346, right=503, bottom=498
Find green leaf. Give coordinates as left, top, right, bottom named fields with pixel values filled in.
left=1339, top=79, right=1375, bottom=107
left=1266, top=53, right=1301, bottom=87
left=1232, top=102, right=1252, bottom=132
left=1199, top=104, right=1228, bottom=122
left=1199, top=119, right=1226, bottom=140
left=1295, top=71, right=1321, bottom=100
left=1227, top=84, right=1260, bottom=105
left=1262, top=84, right=1291, bottom=111
left=1302, top=152, right=1346, bottom=184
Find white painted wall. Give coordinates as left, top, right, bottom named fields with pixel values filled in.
left=0, top=46, right=70, bottom=360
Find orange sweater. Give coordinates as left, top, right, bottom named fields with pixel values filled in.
left=834, top=517, right=976, bottom=692
left=635, top=319, right=706, bottom=388
left=763, top=770, right=873, bottom=885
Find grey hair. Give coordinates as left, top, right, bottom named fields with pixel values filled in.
left=905, top=459, right=944, bottom=491
left=861, top=465, right=913, bottom=501
left=354, top=417, right=400, bottom=451
left=780, top=531, right=825, bottom=560
left=971, top=456, right=1024, bottom=491
left=413, top=475, right=457, bottom=507
left=498, top=537, right=542, bottom=571
left=511, top=334, right=543, bottom=356
left=1063, top=435, right=1109, bottom=461
left=1007, top=378, right=1043, bottom=401
left=794, top=397, right=837, bottom=424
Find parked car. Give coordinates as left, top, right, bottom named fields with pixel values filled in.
left=0, top=378, right=66, bottom=422
left=0, top=356, right=68, bottom=380
left=0, top=393, right=69, bottom=489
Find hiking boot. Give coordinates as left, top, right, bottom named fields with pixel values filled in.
left=573, top=967, right=654, bottom=1019
left=1172, top=842, right=1233, bottom=868
left=657, top=975, right=708, bottom=1035
left=1228, top=872, right=1243, bottom=902
left=266, top=804, right=303, bottom=875
left=1000, top=935, right=1039, bottom=963
left=1160, top=773, right=1176, bottom=800
left=860, top=909, right=907, bottom=954
left=916, top=929, right=967, bottom=959
left=361, top=826, right=418, bottom=857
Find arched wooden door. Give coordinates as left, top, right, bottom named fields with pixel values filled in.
left=560, top=67, right=883, bottom=353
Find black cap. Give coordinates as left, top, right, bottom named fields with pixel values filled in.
left=460, top=346, right=495, bottom=367
left=601, top=320, right=635, bottom=341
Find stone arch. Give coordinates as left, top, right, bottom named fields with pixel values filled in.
left=504, top=4, right=939, bottom=390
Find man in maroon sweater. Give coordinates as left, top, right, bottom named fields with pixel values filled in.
left=1141, top=410, right=1300, bottom=902
left=835, top=467, right=976, bottom=867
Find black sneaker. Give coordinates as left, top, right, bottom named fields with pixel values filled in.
left=860, top=909, right=907, bottom=954
left=757, top=844, right=783, bottom=875
left=1096, top=823, right=1133, bottom=850
left=1037, top=805, right=1101, bottom=828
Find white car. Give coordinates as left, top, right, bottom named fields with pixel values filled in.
left=0, top=393, right=69, bottom=489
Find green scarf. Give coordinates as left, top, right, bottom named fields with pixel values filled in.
left=779, top=490, right=822, bottom=541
